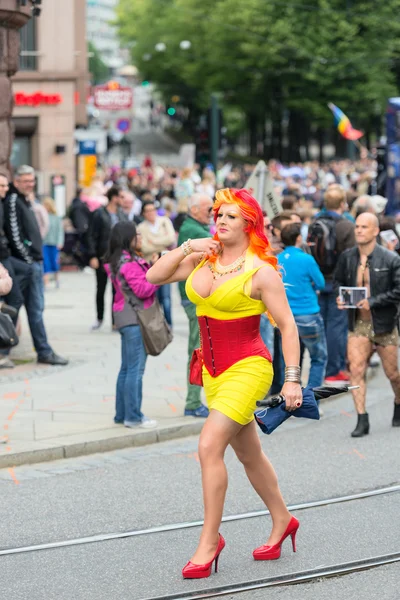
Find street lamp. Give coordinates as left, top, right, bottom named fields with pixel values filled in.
left=155, top=42, right=167, bottom=52
left=179, top=40, right=191, bottom=50
left=153, top=41, right=192, bottom=53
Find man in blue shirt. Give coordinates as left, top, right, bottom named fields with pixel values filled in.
left=278, top=223, right=328, bottom=388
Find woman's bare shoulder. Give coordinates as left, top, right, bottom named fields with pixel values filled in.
left=253, top=255, right=277, bottom=272
left=252, top=257, right=281, bottom=287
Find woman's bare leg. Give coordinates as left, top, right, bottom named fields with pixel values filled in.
left=230, top=420, right=291, bottom=545
left=191, top=410, right=242, bottom=565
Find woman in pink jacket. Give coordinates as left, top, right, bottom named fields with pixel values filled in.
left=105, top=222, right=158, bottom=429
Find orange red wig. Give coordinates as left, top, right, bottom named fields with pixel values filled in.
left=210, top=188, right=277, bottom=270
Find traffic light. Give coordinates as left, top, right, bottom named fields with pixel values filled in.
left=167, top=107, right=176, bottom=116
left=195, top=108, right=225, bottom=168
left=195, top=115, right=211, bottom=168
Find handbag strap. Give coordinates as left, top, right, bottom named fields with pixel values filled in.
left=115, top=256, right=152, bottom=311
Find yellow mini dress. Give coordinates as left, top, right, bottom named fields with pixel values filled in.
left=185, top=251, right=274, bottom=425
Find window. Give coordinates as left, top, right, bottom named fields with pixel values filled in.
left=19, top=18, right=37, bottom=71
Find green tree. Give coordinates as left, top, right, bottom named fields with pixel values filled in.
left=88, top=41, right=110, bottom=85
left=116, top=0, right=400, bottom=158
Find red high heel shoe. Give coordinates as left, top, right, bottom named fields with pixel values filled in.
left=253, top=516, right=299, bottom=561
left=182, top=534, right=225, bottom=579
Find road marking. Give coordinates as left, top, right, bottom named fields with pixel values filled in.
left=353, top=448, right=365, bottom=459
left=340, top=410, right=352, bottom=418
left=102, top=396, right=114, bottom=403
left=7, top=467, right=19, bottom=485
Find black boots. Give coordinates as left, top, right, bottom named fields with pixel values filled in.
left=351, top=413, right=370, bottom=438
left=351, top=405, right=400, bottom=435
left=393, top=403, right=400, bottom=427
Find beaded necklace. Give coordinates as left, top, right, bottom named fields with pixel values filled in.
left=207, top=250, right=246, bottom=280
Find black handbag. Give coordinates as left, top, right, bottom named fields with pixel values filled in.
left=0, top=313, right=19, bottom=349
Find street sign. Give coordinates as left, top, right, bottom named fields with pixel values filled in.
left=78, top=140, right=96, bottom=155
left=78, top=155, right=97, bottom=188
left=94, top=84, right=133, bottom=111
left=245, top=160, right=282, bottom=220
left=116, top=118, right=131, bottom=133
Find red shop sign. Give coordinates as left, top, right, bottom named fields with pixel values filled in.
left=94, top=84, right=133, bottom=111
left=14, top=92, right=63, bottom=107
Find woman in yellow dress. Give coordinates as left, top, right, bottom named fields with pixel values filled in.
left=147, top=188, right=302, bottom=578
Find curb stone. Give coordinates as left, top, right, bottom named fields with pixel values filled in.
left=0, top=420, right=205, bottom=469
left=0, top=367, right=380, bottom=470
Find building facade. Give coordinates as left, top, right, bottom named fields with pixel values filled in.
left=11, top=0, right=89, bottom=209
left=86, top=0, right=124, bottom=72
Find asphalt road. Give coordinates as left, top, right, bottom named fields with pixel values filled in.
left=1, top=368, right=399, bottom=599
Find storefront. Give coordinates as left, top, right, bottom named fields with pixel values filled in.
left=11, top=81, right=76, bottom=213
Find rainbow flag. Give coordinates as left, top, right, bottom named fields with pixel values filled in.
left=328, top=103, right=364, bottom=141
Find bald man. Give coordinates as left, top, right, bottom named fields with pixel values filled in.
left=334, top=212, right=400, bottom=436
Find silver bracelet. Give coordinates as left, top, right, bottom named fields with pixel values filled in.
left=285, top=365, right=301, bottom=384
left=285, top=377, right=301, bottom=384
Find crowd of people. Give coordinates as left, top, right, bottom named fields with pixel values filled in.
left=1, top=155, right=400, bottom=438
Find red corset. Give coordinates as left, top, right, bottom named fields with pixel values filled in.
left=198, top=315, right=272, bottom=378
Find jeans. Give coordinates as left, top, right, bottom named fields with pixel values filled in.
left=157, top=284, right=172, bottom=327
left=1, top=256, right=32, bottom=322
left=319, top=292, right=348, bottom=377
left=23, top=262, right=53, bottom=359
left=95, top=262, right=115, bottom=322
left=116, top=324, right=147, bottom=423
left=294, top=313, right=327, bottom=388
left=183, top=302, right=202, bottom=410
left=259, top=314, right=275, bottom=359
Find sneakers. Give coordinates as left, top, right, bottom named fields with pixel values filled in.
left=324, top=371, right=350, bottom=384
left=184, top=404, right=210, bottom=418
left=0, top=357, right=15, bottom=369
left=91, top=320, right=103, bottom=331
left=124, top=417, right=158, bottom=429
left=140, top=417, right=158, bottom=429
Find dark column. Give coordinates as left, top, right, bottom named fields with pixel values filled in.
left=0, top=1, right=31, bottom=178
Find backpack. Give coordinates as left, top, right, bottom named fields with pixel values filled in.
left=307, top=215, right=339, bottom=275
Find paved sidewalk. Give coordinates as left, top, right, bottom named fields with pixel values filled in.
left=0, top=270, right=205, bottom=468
left=0, top=269, right=376, bottom=469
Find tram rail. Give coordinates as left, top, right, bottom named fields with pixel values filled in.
left=0, top=483, right=399, bottom=557
left=143, top=552, right=400, bottom=600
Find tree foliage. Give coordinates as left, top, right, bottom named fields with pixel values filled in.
left=88, top=41, right=109, bottom=85
left=115, top=0, right=400, bottom=156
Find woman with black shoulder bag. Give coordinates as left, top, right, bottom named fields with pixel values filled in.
left=105, top=222, right=171, bottom=429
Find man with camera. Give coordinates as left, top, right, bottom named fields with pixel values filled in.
left=335, top=212, right=400, bottom=437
